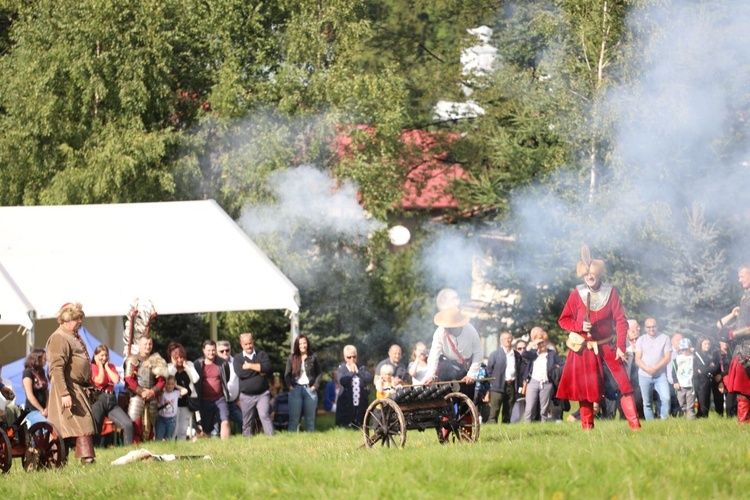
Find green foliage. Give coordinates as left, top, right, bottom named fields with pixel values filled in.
left=1, top=0, right=746, bottom=359
left=663, top=205, right=732, bottom=338
left=353, top=0, right=497, bottom=123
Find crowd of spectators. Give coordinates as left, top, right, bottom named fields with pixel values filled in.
left=0, top=316, right=738, bottom=449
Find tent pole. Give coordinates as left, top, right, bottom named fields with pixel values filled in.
left=290, top=311, right=299, bottom=349
left=27, top=310, right=36, bottom=355
left=210, top=312, right=217, bottom=341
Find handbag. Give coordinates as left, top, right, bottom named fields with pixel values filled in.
left=520, top=380, right=528, bottom=396
left=566, top=332, right=586, bottom=353
left=437, top=356, right=468, bottom=381
left=436, top=331, right=471, bottom=381
left=84, top=385, right=106, bottom=405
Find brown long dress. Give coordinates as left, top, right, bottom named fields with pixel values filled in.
left=46, top=326, right=96, bottom=438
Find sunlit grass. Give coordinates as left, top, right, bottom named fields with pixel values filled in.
left=1, top=415, right=749, bottom=499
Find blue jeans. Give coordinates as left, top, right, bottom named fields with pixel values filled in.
left=24, top=410, right=47, bottom=427
left=288, top=385, right=318, bottom=432
left=155, top=416, right=177, bottom=441
left=639, top=373, right=671, bottom=420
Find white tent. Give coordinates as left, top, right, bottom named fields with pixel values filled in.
left=0, top=200, right=299, bottom=361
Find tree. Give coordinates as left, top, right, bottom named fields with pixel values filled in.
left=664, top=205, right=732, bottom=338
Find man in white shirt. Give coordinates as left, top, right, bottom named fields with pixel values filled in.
left=216, top=340, right=243, bottom=434
left=423, top=307, right=484, bottom=400
left=486, top=331, right=522, bottom=424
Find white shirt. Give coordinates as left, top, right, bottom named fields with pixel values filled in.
left=425, top=323, right=484, bottom=380
left=226, top=361, right=240, bottom=401
left=530, top=352, right=548, bottom=382
left=503, top=346, right=516, bottom=381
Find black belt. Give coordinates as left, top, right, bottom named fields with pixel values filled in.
left=505, top=379, right=515, bottom=384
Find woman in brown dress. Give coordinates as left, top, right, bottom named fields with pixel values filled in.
left=46, top=302, right=97, bottom=464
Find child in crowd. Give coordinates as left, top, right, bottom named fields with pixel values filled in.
left=155, top=375, right=186, bottom=441
left=375, top=364, right=400, bottom=399
left=672, top=338, right=696, bottom=420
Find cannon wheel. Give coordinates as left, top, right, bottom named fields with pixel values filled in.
left=437, top=392, right=479, bottom=444
left=24, top=422, right=66, bottom=470
left=0, top=428, right=11, bottom=473
left=363, top=398, right=406, bottom=449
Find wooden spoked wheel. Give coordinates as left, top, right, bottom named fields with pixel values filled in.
left=0, top=428, right=11, bottom=473
left=24, top=422, right=66, bottom=470
left=363, top=398, right=406, bottom=449
left=438, top=392, right=479, bottom=444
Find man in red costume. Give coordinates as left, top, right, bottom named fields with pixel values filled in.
left=717, top=263, right=750, bottom=423
left=555, top=247, right=641, bottom=430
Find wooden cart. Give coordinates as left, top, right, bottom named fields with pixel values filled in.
left=1, top=411, right=67, bottom=473
left=362, top=382, right=479, bottom=448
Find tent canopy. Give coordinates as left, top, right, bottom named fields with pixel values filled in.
left=2, top=327, right=124, bottom=408
left=0, top=200, right=299, bottom=330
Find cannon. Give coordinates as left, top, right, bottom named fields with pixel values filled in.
left=362, top=381, right=480, bottom=448
left=1, top=409, right=67, bottom=473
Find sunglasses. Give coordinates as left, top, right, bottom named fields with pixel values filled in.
left=346, top=355, right=357, bottom=359
left=218, top=349, right=229, bottom=354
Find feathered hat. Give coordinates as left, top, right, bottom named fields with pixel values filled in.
left=576, top=244, right=606, bottom=278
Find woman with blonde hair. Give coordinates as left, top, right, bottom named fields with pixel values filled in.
left=46, top=302, right=97, bottom=464
left=408, top=342, right=429, bottom=385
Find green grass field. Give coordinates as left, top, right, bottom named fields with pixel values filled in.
left=2, top=414, right=749, bottom=499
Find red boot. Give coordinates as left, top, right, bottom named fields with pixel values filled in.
left=737, top=396, right=750, bottom=424
left=579, top=401, right=595, bottom=430
left=620, top=393, right=642, bottom=430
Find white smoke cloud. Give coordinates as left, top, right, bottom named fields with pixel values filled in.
left=239, top=164, right=384, bottom=289
left=505, top=1, right=750, bottom=286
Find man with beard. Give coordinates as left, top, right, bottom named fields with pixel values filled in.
left=195, top=340, right=231, bottom=439
left=125, top=335, right=167, bottom=443
left=556, top=246, right=641, bottom=431
left=717, top=263, right=750, bottom=423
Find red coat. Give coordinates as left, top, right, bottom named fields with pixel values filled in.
left=724, top=331, right=750, bottom=396
left=724, top=358, right=750, bottom=396
left=555, top=284, right=633, bottom=403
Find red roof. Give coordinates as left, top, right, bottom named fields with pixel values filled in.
left=334, top=126, right=469, bottom=210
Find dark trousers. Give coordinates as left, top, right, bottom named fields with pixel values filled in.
left=696, top=381, right=712, bottom=418
left=90, top=391, right=134, bottom=446
left=725, top=392, right=737, bottom=417
left=711, top=380, right=725, bottom=416
left=488, top=383, right=516, bottom=424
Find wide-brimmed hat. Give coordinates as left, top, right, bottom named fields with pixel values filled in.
left=434, top=307, right=470, bottom=328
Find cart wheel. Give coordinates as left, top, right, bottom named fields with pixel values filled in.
left=25, top=422, right=66, bottom=470
left=0, top=428, right=11, bottom=473
left=363, top=398, right=406, bottom=449
left=438, top=392, right=479, bottom=444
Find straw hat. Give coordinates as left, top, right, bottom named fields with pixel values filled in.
left=434, top=307, right=470, bottom=328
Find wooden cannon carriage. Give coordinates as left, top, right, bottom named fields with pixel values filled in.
left=362, top=381, right=479, bottom=448
left=1, top=410, right=67, bottom=473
